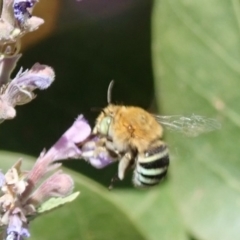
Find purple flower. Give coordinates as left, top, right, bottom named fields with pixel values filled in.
left=46, top=115, right=92, bottom=161
left=0, top=152, right=76, bottom=239
left=0, top=63, right=55, bottom=122
left=0, top=114, right=117, bottom=239
left=13, top=0, right=37, bottom=25
left=26, top=171, right=74, bottom=206
left=0, top=171, right=5, bottom=188
left=0, top=0, right=44, bottom=44
left=7, top=212, right=30, bottom=240
left=0, top=1, right=52, bottom=124
left=47, top=115, right=116, bottom=168
left=81, top=137, right=117, bottom=169
left=0, top=54, right=22, bottom=86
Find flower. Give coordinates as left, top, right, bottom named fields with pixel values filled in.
left=46, top=115, right=92, bottom=161
left=0, top=115, right=102, bottom=239
left=81, top=136, right=118, bottom=169
left=0, top=153, right=76, bottom=239
left=0, top=171, right=5, bottom=188
left=0, top=63, right=55, bottom=122
left=13, top=0, right=38, bottom=26
left=0, top=0, right=44, bottom=45
left=48, top=115, right=116, bottom=169
left=0, top=115, right=118, bottom=239
left=6, top=210, right=30, bottom=240
left=0, top=1, right=54, bottom=123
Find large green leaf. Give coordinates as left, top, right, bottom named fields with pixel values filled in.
left=152, top=0, right=240, bottom=239
left=111, top=185, right=188, bottom=240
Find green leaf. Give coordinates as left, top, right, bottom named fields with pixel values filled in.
left=0, top=151, right=145, bottom=240
left=111, top=184, right=188, bottom=240
left=152, top=0, right=240, bottom=239
left=37, top=192, right=80, bottom=215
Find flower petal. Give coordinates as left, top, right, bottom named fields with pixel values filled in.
left=22, top=116, right=90, bottom=200
left=0, top=54, right=21, bottom=86
left=84, top=153, right=115, bottom=169
left=0, top=0, right=44, bottom=43
left=13, top=0, right=37, bottom=26
left=0, top=97, right=16, bottom=121
left=27, top=171, right=74, bottom=206
left=7, top=213, right=30, bottom=239
left=1, top=0, right=16, bottom=26
left=7, top=214, right=22, bottom=235
left=22, top=153, right=57, bottom=202
left=47, top=115, right=91, bottom=161
left=1, top=63, right=55, bottom=107
left=25, top=16, right=44, bottom=32
left=15, top=63, right=55, bottom=90
left=0, top=20, right=15, bottom=43
left=81, top=137, right=117, bottom=169
left=0, top=171, right=5, bottom=187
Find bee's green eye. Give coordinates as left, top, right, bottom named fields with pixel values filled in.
left=98, top=116, right=112, bottom=135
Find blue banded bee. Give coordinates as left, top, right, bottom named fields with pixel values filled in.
left=84, top=81, right=221, bottom=189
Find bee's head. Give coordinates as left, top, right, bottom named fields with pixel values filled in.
left=93, top=80, right=115, bottom=136
left=95, top=115, right=112, bottom=136
left=93, top=104, right=116, bottom=135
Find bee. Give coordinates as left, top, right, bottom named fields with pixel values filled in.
left=83, top=81, right=221, bottom=189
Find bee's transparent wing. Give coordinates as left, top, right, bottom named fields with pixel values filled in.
left=154, top=114, right=221, bottom=137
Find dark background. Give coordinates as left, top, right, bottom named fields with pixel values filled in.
left=0, top=0, right=155, bottom=187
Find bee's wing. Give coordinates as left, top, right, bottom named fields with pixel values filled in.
left=154, top=114, right=221, bottom=137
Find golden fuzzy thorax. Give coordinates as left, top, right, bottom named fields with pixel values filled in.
left=95, top=104, right=163, bottom=153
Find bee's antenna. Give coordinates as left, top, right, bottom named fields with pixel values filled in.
left=107, top=80, right=114, bottom=104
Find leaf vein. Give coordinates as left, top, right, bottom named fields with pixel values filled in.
left=168, top=0, right=240, bottom=75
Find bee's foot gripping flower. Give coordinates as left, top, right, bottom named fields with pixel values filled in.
left=81, top=138, right=118, bottom=169
left=47, top=115, right=116, bottom=169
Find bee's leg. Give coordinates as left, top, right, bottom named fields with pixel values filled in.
left=81, top=140, right=100, bottom=159
left=104, top=140, right=120, bottom=154
left=118, top=152, right=133, bottom=180
left=81, top=140, right=119, bottom=169
left=108, top=173, right=119, bottom=190
left=81, top=137, right=109, bottom=157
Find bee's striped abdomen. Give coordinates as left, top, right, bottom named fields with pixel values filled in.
left=133, top=144, right=169, bottom=188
